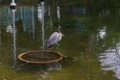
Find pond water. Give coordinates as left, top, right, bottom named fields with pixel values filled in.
left=0, top=0, right=120, bottom=80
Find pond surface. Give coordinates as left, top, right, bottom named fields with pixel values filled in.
left=0, top=0, right=120, bottom=80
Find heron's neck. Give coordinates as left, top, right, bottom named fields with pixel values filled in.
left=58, top=33, right=62, bottom=40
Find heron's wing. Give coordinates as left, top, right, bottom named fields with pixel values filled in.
left=47, top=32, right=59, bottom=48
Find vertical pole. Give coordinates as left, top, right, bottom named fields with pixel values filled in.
left=12, top=0, right=15, bottom=3
left=41, top=2, right=45, bottom=50
left=11, top=9, right=17, bottom=66
left=32, top=6, right=35, bottom=39
left=0, top=9, right=1, bottom=46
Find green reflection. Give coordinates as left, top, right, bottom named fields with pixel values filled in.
left=0, top=0, right=120, bottom=80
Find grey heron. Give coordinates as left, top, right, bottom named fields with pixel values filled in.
left=46, top=32, right=64, bottom=48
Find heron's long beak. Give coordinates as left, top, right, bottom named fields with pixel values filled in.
left=62, top=34, right=65, bottom=36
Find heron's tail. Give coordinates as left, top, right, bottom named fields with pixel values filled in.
left=46, top=44, right=54, bottom=48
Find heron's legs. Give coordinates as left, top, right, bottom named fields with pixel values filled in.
left=57, top=43, right=60, bottom=46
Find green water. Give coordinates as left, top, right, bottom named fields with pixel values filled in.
left=0, top=0, right=120, bottom=80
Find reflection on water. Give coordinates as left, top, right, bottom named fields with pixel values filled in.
left=39, top=1, right=45, bottom=50
left=0, top=0, right=120, bottom=80
left=97, top=26, right=106, bottom=39
left=85, top=35, right=95, bottom=53
left=6, top=24, right=13, bottom=33
left=0, top=8, right=1, bottom=46
left=57, top=4, right=60, bottom=21
left=99, top=44, right=120, bottom=79
left=57, top=5, right=61, bottom=32
left=37, top=4, right=42, bottom=21
left=47, top=62, right=62, bottom=71
left=11, top=8, right=17, bottom=67
left=31, top=6, right=35, bottom=39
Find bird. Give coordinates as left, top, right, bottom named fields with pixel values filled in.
left=46, top=32, right=64, bottom=48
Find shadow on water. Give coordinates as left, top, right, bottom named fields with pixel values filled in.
left=0, top=0, right=120, bottom=80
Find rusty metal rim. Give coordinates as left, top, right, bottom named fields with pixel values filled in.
left=18, top=50, right=64, bottom=64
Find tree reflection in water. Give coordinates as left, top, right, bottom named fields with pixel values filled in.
left=99, top=44, right=120, bottom=79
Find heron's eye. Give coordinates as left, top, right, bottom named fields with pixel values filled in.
left=59, top=34, right=61, bottom=37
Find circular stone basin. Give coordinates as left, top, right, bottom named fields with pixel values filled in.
left=18, top=50, right=64, bottom=64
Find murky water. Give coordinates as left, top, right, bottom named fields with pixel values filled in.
left=0, top=0, right=120, bottom=80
